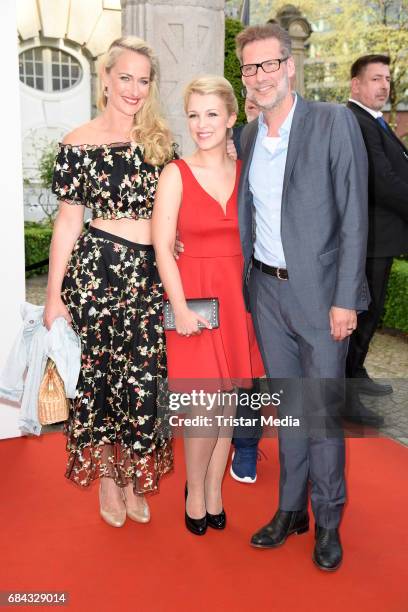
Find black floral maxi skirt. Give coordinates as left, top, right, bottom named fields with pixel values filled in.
left=61, top=226, right=173, bottom=492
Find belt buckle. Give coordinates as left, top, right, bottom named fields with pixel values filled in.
left=276, top=267, right=287, bottom=280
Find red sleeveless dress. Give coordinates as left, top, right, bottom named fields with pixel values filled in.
left=165, top=159, right=264, bottom=390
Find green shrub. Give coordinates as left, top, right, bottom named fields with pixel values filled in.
left=382, top=259, right=408, bottom=333
left=38, top=143, right=58, bottom=190
left=224, top=17, right=245, bottom=125
left=25, top=224, right=52, bottom=278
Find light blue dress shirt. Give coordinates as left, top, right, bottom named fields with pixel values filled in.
left=249, top=95, right=297, bottom=268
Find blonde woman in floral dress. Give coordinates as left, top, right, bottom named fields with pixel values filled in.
left=44, top=37, right=174, bottom=527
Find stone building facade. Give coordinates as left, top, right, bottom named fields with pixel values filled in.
left=17, top=0, right=228, bottom=218
left=17, top=0, right=122, bottom=220
left=121, top=0, right=226, bottom=153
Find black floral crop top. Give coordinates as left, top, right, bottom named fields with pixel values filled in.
left=51, top=142, right=176, bottom=220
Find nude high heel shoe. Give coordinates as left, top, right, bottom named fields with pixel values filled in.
left=122, top=487, right=151, bottom=523
left=99, top=482, right=126, bottom=528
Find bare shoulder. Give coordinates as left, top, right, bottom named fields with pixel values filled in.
left=156, top=161, right=182, bottom=207
left=62, top=119, right=101, bottom=146
left=159, top=160, right=182, bottom=184
left=182, top=155, right=200, bottom=170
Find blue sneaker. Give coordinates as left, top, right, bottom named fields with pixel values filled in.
left=230, top=447, right=259, bottom=483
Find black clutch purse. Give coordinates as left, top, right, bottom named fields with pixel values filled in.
left=163, top=298, right=219, bottom=331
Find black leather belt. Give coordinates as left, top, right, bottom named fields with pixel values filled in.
left=253, top=257, right=289, bottom=280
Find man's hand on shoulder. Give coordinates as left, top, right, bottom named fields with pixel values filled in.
left=329, top=306, right=357, bottom=342
left=227, top=138, right=237, bottom=160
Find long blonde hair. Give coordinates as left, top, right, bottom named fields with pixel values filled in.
left=98, top=36, right=174, bottom=166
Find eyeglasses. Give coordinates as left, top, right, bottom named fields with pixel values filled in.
left=240, top=57, right=289, bottom=78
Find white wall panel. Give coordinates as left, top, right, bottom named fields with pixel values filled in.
left=39, top=0, right=70, bottom=39
left=0, top=0, right=26, bottom=439
left=67, top=0, right=103, bottom=45
left=17, top=0, right=41, bottom=40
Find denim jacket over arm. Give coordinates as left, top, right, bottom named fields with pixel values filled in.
left=0, top=302, right=81, bottom=435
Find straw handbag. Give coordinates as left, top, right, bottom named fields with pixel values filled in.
left=38, top=359, right=70, bottom=425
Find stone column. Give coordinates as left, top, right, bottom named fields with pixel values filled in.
left=273, top=4, right=312, bottom=96
left=121, top=0, right=225, bottom=154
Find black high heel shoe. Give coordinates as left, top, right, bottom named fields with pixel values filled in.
left=206, top=509, right=226, bottom=530
left=185, top=483, right=207, bottom=536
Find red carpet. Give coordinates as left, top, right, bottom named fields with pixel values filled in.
left=1, top=433, right=407, bottom=612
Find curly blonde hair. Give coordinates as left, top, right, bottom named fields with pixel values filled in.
left=98, top=36, right=174, bottom=166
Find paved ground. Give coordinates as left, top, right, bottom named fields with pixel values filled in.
left=362, top=330, right=408, bottom=446
left=26, top=274, right=408, bottom=445
left=26, top=274, right=50, bottom=305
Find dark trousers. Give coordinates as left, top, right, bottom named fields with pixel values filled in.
left=249, top=267, right=346, bottom=528
left=232, top=379, right=262, bottom=449
left=346, top=256, right=393, bottom=377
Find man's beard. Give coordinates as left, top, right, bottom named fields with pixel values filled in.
left=248, top=74, right=289, bottom=112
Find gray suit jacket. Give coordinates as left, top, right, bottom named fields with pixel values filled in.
left=238, top=94, right=370, bottom=328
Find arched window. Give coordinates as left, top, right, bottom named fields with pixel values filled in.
left=19, top=47, right=82, bottom=92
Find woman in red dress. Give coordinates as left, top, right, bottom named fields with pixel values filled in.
left=152, top=76, right=263, bottom=535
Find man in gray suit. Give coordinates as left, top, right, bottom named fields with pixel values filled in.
left=236, top=24, right=369, bottom=571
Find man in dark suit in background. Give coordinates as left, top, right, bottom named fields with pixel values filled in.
left=346, top=55, right=408, bottom=425
left=232, top=97, right=260, bottom=159
left=230, top=96, right=263, bottom=485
